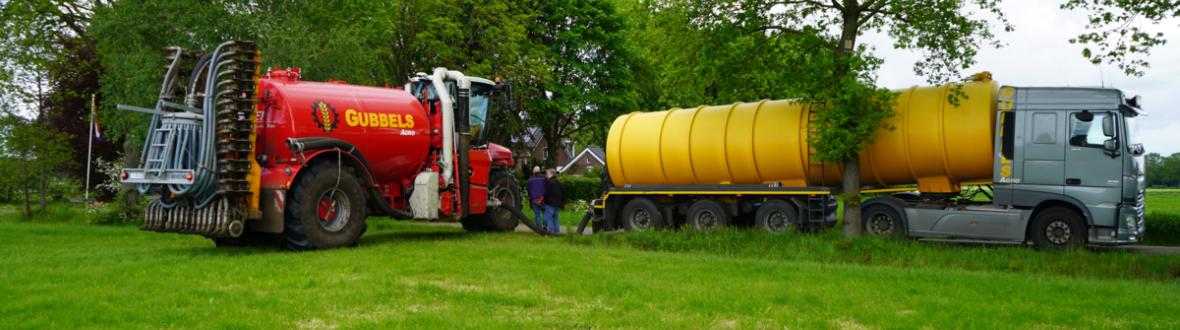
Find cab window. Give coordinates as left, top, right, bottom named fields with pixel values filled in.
left=1069, top=111, right=1108, bottom=148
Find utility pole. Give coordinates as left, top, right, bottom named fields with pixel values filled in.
left=85, top=94, right=95, bottom=202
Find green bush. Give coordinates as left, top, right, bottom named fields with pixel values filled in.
left=1143, top=212, right=1180, bottom=246
left=558, top=175, right=601, bottom=202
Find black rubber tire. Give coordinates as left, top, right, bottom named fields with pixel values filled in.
left=755, top=199, right=798, bottom=233
left=211, top=232, right=279, bottom=247
left=461, top=170, right=521, bottom=232
left=861, top=204, right=905, bottom=237
left=621, top=198, right=664, bottom=231
left=283, top=163, right=368, bottom=251
left=1030, top=207, right=1086, bottom=250
left=686, top=199, right=729, bottom=231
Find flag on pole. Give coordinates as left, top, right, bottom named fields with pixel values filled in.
left=93, top=111, right=103, bottom=142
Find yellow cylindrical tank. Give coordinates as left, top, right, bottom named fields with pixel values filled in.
left=605, top=77, right=998, bottom=193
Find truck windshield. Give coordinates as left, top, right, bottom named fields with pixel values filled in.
left=1125, top=115, right=1140, bottom=146
left=1125, top=114, right=1145, bottom=156
left=470, top=91, right=488, bottom=138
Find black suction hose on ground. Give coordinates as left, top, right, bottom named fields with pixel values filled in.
left=503, top=205, right=561, bottom=236
left=576, top=212, right=593, bottom=235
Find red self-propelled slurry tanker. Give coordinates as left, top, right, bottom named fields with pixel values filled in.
left=119, top=41, right=536, bottom=249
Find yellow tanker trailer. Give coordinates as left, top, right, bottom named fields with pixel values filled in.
left=590, top=74, right=1148, bottom=249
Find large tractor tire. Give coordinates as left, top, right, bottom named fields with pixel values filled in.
left=461, top=170, right=521, bottom=232
left=283, top=162, right=368, bottom=251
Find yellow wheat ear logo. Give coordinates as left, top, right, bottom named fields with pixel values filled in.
left=310, top=100, right=339, bottom=133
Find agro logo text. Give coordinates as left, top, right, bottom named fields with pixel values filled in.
left=344, top=109, right=415, bottom=129
left=311, top=100, right=339, bottom=133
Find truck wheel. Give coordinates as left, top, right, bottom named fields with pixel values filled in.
left=462, top=170, right=521, bottom=232
left=861, top=204, right=904, bottom=236
left=283, top=163, right=368, bottom=250
left=687, top=199, right=729, bottom=231
left=755, top=199, right=797, bottom=233
left=1030, top=207, right=1086, bottom=250
left=621, top=198, right=664, bottom=231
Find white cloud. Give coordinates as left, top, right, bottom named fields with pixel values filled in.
left=860, top=1, right=1180, bottom=155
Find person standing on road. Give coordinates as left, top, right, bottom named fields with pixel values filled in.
left=526, top=166, right=548, bottom=231
left=543, top=168, right=565, bottom=234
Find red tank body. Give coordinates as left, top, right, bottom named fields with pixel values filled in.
left=255, top=69, right=432, bottom=194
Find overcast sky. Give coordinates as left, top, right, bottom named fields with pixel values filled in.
left=859, top=1, right=1180, bottom=156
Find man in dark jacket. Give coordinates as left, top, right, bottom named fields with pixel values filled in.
left=526, top=166, right=547, bottom=230
left=542, top=168, right=565, bottom=234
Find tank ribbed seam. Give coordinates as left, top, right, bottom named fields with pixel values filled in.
left=750, top=100, right=766, bottom=183
left=655, top=109, right=672, bottom=184
left=721, top=103, right=738, bottom=184
left=901, top=87, right=918, bottom=183
left=686, top=105, right=702, bottom=184
left=617, top=113, right=637, bottom=185
left=938, top=85, right=956, bottom=185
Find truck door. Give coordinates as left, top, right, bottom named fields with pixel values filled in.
left=1063, top=111, right=1122, bottom=226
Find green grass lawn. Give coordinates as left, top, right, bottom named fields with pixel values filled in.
left=2, top=221, right=1179, bottom=328
left=1148, top=188, right=1180, bottom=214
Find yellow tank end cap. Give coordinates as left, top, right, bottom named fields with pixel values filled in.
left=971, top=71, right=993, bottom=82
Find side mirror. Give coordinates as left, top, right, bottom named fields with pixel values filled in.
left=1102, top=114, right=1115, bottom=137
left=1103, top=138, right=1120, bottom=157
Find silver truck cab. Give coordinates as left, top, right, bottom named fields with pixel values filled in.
left=992, top=86, right=1146, bottom=244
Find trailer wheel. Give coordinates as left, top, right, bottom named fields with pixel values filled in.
left=621, top=198, right=664, bottom=231
left=861, top=204, right=904, bottom=237
left=462, top=170, right=521, bottom=232
left=1030, top=207, right=1086, bottom=250
left=283, top=163, right=368, bottom=250
left=687, top=199, right=729, bottom=231
left=755, top=199, right=797, bottom=233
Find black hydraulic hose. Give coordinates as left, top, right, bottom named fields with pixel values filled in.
left=576, top=212, right=593, bottom=235
left=367, top=187, right=414, bottom=220
left=503, top=205, right=560, bottom=236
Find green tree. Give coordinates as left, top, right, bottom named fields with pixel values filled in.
left=0, top=114, right=72, bottom=216
left=1145, top=152, right=1180, bottom=187
left=0, top=0, right=100, bottom=208
left=618, top=0, right=817, bottom=108
left=522, top=0, right=637, bottom=167
left=696, top=0, right=1010, bottom=236
left=1063, top=0, right=1180, bottom=76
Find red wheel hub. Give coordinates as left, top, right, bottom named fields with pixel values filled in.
left=317, top=198, right=337, bottom=222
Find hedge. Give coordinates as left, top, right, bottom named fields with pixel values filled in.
left=558, top=175, right=602, bottom=202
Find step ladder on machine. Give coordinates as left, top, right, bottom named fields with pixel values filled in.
left=805, top=106, right=828, bottom=224
left=144, top=127, right=175, bottom=176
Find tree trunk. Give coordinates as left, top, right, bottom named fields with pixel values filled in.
left=39, top=167, right=47, bottom=210
left=840, top=157, right=863, bottom=237
left=121, top=141, right=141, bottom=210
left=835, top=4, right=863, bottom=237
left=22, top=162, right=31, bottom=218
left=543, top=136, right=561, bottom=169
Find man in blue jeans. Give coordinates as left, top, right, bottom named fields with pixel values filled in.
left=542, top=168, right=565, bottom=234
left=526, top=166, right=547, bottom=231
